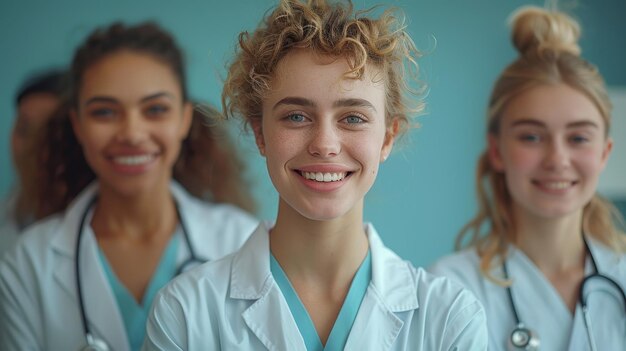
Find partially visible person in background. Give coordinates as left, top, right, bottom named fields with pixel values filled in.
left=430, top=6, right=626, bottom=350
left=0, top=70, right=67, bottom=258
left=0, top=22, right=258, bottom=351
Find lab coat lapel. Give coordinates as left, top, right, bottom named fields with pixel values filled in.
left=51, top=182, right=98, bottom=299
left=242, top=284, right=307, bottom=350
left=344, top=224, right=418, bottom=350
left=343, top=286, right=404, bottom=351
left=50, top=183, right=130, bottom=351
left=231, top=223, right=307, bottom=350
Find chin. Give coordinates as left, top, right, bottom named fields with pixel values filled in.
left=293, top=204, right=352, bottom=222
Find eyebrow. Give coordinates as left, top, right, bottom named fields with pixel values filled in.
left=510, top=118, right=600, bottom=129
left=84, top=92, right=175, bottom=106
left=272, top=96, right=377, bottom=112
left=272, top=97, right=315, bottom=111
left=333, top=98, right=377, bottom=112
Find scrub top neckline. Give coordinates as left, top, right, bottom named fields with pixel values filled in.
left=270, top=250, right=372, bottom=351
left=97, top=226, right=181, bottom=351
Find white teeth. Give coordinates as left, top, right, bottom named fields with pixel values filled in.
left=543, top=181, right=571, bottom=189
left=113, top=154, right=155, bottom=165
left=302, top=171, right=347, bottom=182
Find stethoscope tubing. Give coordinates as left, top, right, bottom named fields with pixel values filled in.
left=74, top=194, right=204, bottom=348
left=504, top=236, right=626, bottom=350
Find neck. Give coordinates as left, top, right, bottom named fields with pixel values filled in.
left=270, top=198, right=369, bottom=286
left=513, top=206, right=586, bottom=274
left=91, top=182, right=177, bottom=242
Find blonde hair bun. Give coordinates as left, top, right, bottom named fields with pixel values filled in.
left=510, top=6, right=581, bottom=58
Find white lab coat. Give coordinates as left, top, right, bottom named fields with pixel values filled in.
left=0, top=192, right=20, bottom=259
left=0, top=182, right=258, bottom=351
left=143, top=222, right=488, bottom=351
left=429, top=238, right=626, bottom=351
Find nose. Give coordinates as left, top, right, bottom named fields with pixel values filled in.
left=542, top=139, right=570, bottom=171
left=308, top=121, right=340, bottom=158
left=115, top=111, right=147, bottom=145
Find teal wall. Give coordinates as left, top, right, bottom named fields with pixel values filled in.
left=1, top=0, right=625, bottom=266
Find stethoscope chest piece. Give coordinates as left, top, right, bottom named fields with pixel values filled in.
left=79, top=333, right=110, bottom=351
left=508, top=324, right=539, bottom=350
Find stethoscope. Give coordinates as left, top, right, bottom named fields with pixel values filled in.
left=504, top=237, right=626, bottom=351
left=75, top=195, right=206, bottom=351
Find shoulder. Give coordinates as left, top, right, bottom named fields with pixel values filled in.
left=587, top=237, right=626, bottom=283
left=175, top=185, right=258, bottom=230
left=429, top=247, right=481, bottom=274
left=1, top=214, right=64, bottom=268
left=158, top=252, right=236, bottom=310
left=412, top=264, right=485, bottom=318
left=146, top=253, right=238, bottom=350
left=428, top=247, right=486, bottom=288
left=406, top=264, right=488, bottom=350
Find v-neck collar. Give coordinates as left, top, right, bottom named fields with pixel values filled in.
left=270, top=251, right=372, bottom=351
left=97, top=228, right=180, bottom=350
left=97, top=230, right=180, bottom=307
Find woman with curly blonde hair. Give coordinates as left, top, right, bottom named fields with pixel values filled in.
left=431, top=6, right=626, bottom=350
left=145, top=0, right=487, bottom=350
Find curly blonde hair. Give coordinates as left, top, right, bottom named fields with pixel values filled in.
left=456, top=6, right=625, bottom=284
left=222, top=0, right=423, bottom=135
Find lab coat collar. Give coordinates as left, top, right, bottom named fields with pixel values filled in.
left=48, top=181, right=196, bottom=351
left=229, top=222, right=273, bottom=300
left=367, top=223, right=419, bottom=312
left=584, top=234, right=626, bottom=277
left=229, top=222, right=418, bottom=350
left=48, top=182, right=129, bottom=351
left=50, top=181, right=196, bottom=258
left=50, top=182, right=99, bottom=258
left=229, top=222, right=419, bottom=310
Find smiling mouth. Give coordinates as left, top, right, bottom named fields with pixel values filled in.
left=532, top=180, right=577, bottom=190
left=298, top=171, right=351, bottom=182
left=112, top=154, right=156, bottom=166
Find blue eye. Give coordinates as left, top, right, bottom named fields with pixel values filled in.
left=90, top=108, right=115, bottom=119
left=287, top=113, right=306, bottom=123
left=570, top=135, right=589, bottom=144
left=519, top=134, right=541, bottom=142
left=344, top=115, right=364, bottom=124
left=146, top=104, right=169, bottom=117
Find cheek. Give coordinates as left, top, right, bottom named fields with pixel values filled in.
left=501, top=146, right=537, bottom=173
left=576, top=148, right=606, bottom=176
left=77, top=124, right=113, bottom=161
left=11, top=135, right=23, bottom=157
left=349, top=132, right=385, bottom=171
left=264, top=128, right=302, bottom=160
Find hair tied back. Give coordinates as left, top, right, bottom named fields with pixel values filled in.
left=510, top=6, right=581, bottom=59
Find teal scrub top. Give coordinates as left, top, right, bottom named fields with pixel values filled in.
left=270, top=251, right=372, bottom=351
left=99, top=231, right=180, bottom=351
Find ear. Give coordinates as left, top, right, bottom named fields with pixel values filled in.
left=600, top=137, right=613, bottom=170
left=179, top=102, right=193, bottom=139
left=380, top=118, right=399, bottom=162
left=487, top=134, right=505, bottom=172
left=251, top=119, right=266, bottom=156
left=70, top=108, right=84, bottom=145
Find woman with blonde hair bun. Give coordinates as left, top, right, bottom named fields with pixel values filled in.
left=430, top=5, right=626, bottom=351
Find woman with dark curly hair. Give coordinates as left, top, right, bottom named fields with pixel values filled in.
left=0, top=22, right=258, bottom=351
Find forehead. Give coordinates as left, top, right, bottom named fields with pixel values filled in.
left=268, top=49, right=386, bottom=102
left=17, top=93, right=60, bottom=120
left=79, top=51, right=181, bottom=101
left=502, top=83, right=605, bottom=130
